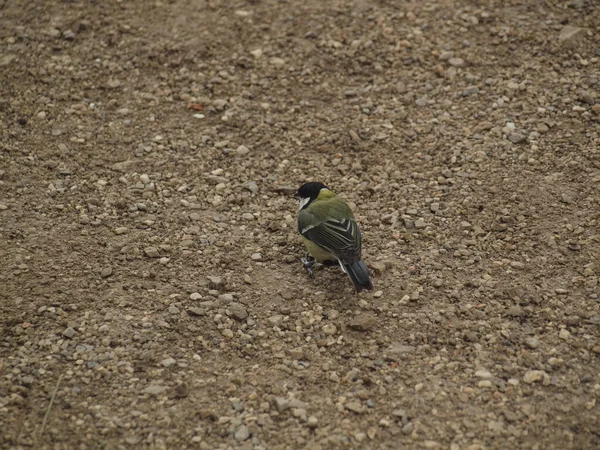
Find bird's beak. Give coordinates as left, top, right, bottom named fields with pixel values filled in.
left=293, top=192, right=300, bottom=201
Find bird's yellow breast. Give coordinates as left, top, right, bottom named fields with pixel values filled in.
left=301, top=236, right=336, bottom=263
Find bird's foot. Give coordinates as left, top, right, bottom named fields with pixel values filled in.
left=301, top=254, right=316, bottom=278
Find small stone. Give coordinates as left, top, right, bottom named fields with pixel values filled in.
left=242, top=213, right=254, bottom=220
left=250, top=48, right=263, bottom=58
left=101, top=267, right=113, bottom=278
left=230, top=303, right=248, bottom=321
left=579, top=90, right=595, bottom=105
left=508, top=133, right=526, bottom=144
left=270, top=57, right=285, bottom=67
left=114, top=227, right=128, bottom=235
left=139, top=174, right=150, bottom=184
left=190, top=292, right=202, bottom=300
left=289, top=348, right=303, bottom=360
left=234, top=425, right=250, bottom=441
left=144, top=247, right=160, bottom=258
left=208, top=276, right=223, bottom=290
left=592, top=104, right=600, bottom=115
left=558, top=26, right=586, bottom=47
left=462, top=86, right=479, bottom=96
left=478, top=380, right=492, bottom=388
left=370, top=261, right=386, bottom=275
left=475, top=370, right=492, bottom=379
left=63, top=327, right=76, bottom=339
left=143, top=385, right=167, bottom=395
left=389, top=343, right=415, bottom=354
left=221, top=329, right=234, bottom=338
left=448, top=57, right=465, bottom=67
left=348, top=314, right=377, bottom=331
left=559, top=329, right=570, bottom=340
left=322, top=323, right=337, bottom=335
left=439, top=51, right=453, bottom=60
left=345, top=401, right=365, bottom=414
left=414, top=218, right=426, bottom=229
left=251, top=253, right=262, bottom=261
left=243, top=181, right=258, bottom=193
left=307, top=416, right=319, bottom=429
left=186, top=307, right=206, bottom=317
left=505, top=306, right=524, bottom=317
left=168, top=306, right=180, bottom=314
left=415, top=97, right=428, bottom=107
left=525, top=337, right=540, bottom=349
left=236, top=145, right=250, bottom=156
left=268, top=315, right=283, bottom=326
left=274, top=397, right=289, bottom=412
left=160, top=357, right=176, bottom=367
left=523, top=370, right=547, bottom=384
left=62, top=30, right=76, bottom=40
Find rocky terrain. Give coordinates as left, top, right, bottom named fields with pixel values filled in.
left=1, top=0, right=599, bottom=448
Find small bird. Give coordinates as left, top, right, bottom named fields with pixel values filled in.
left=295, top=181, right=373, bottom=292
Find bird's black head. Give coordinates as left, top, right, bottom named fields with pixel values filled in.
left=295, top=181, right=329, bottom=210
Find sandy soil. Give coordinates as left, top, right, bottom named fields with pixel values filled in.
left=1, top=0, right=600, bottom=448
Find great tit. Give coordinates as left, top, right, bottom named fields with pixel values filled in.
left=295, top=181, right=373, bottom=293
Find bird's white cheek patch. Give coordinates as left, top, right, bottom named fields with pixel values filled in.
left=298, top=197, right=311, bottom=211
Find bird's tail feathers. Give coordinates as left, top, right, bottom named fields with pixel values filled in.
left=341, top=260, right=373, bottom=293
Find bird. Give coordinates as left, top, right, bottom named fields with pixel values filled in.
left=295, top=181, right=373, bottom=292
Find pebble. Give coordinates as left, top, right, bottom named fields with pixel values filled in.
left=230, top=303, right=248, bottom=321
left=168, top=306, right=180, bottom=314
left=462, top=86, right=479, bottom=96
left=187, top=308, right=206, bottom=316
left=101, top=267, right=113, bottom=278
left=270, top=57, right=286, bottom=67
left=307, top=416, right=319, bottom=429
left=414, top=218, right=426, bottom=229
left=322, top=324, right=337, bottom=335
left=236, top=145, right=250, bottom=156
left=274, top=397, right=289, bottom=412
left=144, top=247, right=160, bottom=258
left=243, top=181, right=259, bottom=193
left=523, top=370, right=548, bottom=384
left=289, top=348, right=303, bottom=360
left=242, top=213, right=254, bottom=220
left=475, top=370, right=492, bottom=379
left=448, top=57, right=465, bottom=67
left=143, top=385, right=168, bottom=395
left=251, top=253, right=262, bottom=261
left=345, top=401, right=365, bottom=414
left=508, top=133, right=526, bottom=144
left=114, top=227, right=128, bottom=235
left=63, top=327, right=76, bottom=339
left=221, top=329, right=234, bottom=338
left=234, top=425, right=250, bottom=441
left=370, top=261, right=386, bottom=275
left=559, top=329, right=570, bottom=340
left=525, top=337, right=540, bottom=349
left=348, top=314, right=377, bottom=331
left=160, top=357, right=176, bottom=367
left=190, top=292, right=202, bottom=300
left=268, top=315, right=283, bottom=325
left=558, top=25, right=586, bottom=47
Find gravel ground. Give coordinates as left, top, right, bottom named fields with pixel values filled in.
left=1, top=0, right=600, bottom=449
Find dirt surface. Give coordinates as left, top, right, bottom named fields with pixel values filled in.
left=1, top=0, right=600, bottom=448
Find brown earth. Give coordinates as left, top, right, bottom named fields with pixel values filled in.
left=1, top=0, right=600, bottom=449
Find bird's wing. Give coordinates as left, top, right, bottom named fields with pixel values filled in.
left=298, top=209, right=362, bottom=262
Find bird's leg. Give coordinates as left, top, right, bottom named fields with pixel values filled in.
left=301, top=253, right=316, bottom=278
